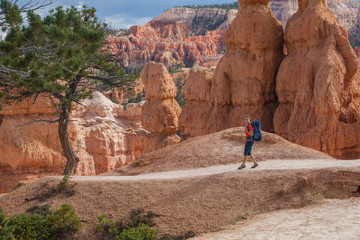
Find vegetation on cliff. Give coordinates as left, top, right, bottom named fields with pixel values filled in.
left=179, top=2, right=238, bottom=10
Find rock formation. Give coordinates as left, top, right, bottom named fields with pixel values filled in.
left=104, top=0, right=360, bottom=71
left=0, top=92, right=160, bottom=192
left=140, top=62, right=182, bottom=145
left=355, top=46, right=360, bottom=58
left=179, top=0, right=284, bottom=137
left=179, top=65, right=214, bottom=137
left=274, top=0, right=360, bottom=159
left=103, top=7, right=236, bottom=70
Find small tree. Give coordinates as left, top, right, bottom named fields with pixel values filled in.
left=0, top=0, right=136, bottom=174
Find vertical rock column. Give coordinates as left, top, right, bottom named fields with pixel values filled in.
left=140, top=62, right=182, bottom=147
left=274, top=0, right=360, bottom=158
left=179, top=0, right=284, bottom=137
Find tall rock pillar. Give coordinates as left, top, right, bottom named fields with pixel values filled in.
left=274, top=0, right=360, bottom=158
left=140, top=62, right=182, bottom=147
left=179, top=0, right=284, bottom=137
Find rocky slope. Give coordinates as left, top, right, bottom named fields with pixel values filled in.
left=104, top=0, right=360, bottom=70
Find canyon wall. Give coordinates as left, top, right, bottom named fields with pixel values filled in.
left=104, top=0, right=360, bottom=70
left=0, top=92, right=163, bottom=192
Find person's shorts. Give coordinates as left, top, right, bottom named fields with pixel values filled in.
left=244, top=137, right=254, bottom=156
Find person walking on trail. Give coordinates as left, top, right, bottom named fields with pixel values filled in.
left=238, top=116, right=258, bottom=170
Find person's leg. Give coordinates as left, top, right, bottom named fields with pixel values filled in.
left=239, top=141, right=251, bottom=169
left=246, top=141, right=258, bottom=168
left=250, top=154, right=258, bottom=168
left=242, top=155, right=248, bottom=166
left=250, top=154, right=257, bottom=164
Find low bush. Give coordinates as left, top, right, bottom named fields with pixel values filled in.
left=9, top=214, right=52, bottom=240
left=115, top=223, right=158, bottom=240
left=96, top=208, right=195, bottom=240
left=97, top=208, right=159, bottom=239
left=0, top=207, right=15, bottom=240
left=2, top=203, right=81, bottom=240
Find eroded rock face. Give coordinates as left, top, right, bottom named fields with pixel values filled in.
left=274, top=0, right=360, bottom=159
left=140, top=62, right=181, bottom=144
left=103, top=7, right=234, bottom=70
left=179, top=0, right=284, bottom=137
left=179, top=66, right=214, bottom=137
left=0, top=92, right=160, bottom=192
left=104, top=0, right=360, bottom=71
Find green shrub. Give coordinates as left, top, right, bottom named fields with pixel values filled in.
left=46, top=203, right=82, bottom=238
left=96, top=214, right=120, bottom=237
left=0, top=207, right=15, bottom=240
left=96, top=208, right=159, bottom=239
left=115, top=223, right=158, bottom=240
left=17, top=182, right=25, bottom=188
left=6, top=203, right=81, bottom=240
left=9, top=214, right=52, bottom=240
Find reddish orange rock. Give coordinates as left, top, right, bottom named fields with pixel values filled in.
left=140, top=62, right=181, bottom=142
left=355, top=46, right=360, bottom=58
left=179, top=0, right=284, bottom=138
left=274, top=0, right=360, bottom=159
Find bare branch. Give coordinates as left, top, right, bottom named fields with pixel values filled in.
left=15, top=117, right=59, bottom=128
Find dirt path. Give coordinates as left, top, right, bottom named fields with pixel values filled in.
left=192, top=198, right=360, bottom=240
left=71, top=159, right=360, bottom=181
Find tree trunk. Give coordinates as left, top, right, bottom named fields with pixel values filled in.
left=59, top=104, right=79, bottom=175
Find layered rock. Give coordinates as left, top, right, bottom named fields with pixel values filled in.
left=104, top=0, right=360, bottom=70
left=0, top=92, right=160, bottom=192
left=140, top=62, right=182, bottom=146
left=274, top=0, right=360, bottom=159
left=103, top=7, right=236, bottom=70
left=179, top=65, right=214, bottom=137
left=179, top=0, right=284, bottom=138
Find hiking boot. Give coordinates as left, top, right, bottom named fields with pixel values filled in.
left=238, top=164, right=246, bottom=170
left=251, top=163, right=258, bottom=169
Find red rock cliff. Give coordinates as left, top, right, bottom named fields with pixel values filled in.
left=103, top=0, right=360, bottom=70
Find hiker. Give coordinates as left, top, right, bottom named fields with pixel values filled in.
left=238, top=116, right=258, bottom=170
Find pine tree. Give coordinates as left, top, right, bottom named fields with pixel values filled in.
left=0, top=0, right=136, bottom=174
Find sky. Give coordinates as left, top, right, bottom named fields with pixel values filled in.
left=16, top=0, right=237, bottom=29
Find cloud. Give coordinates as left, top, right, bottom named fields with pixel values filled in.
left=103, top=13, right=152, bottom=29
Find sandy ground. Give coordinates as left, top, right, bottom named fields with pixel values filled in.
left=193, top=198, right=360, bottom=240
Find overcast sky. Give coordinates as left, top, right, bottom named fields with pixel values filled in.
left=16, top=0, right=236, bottom=29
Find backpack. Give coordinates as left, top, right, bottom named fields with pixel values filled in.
left=251, top=120, right=262, bottom=142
